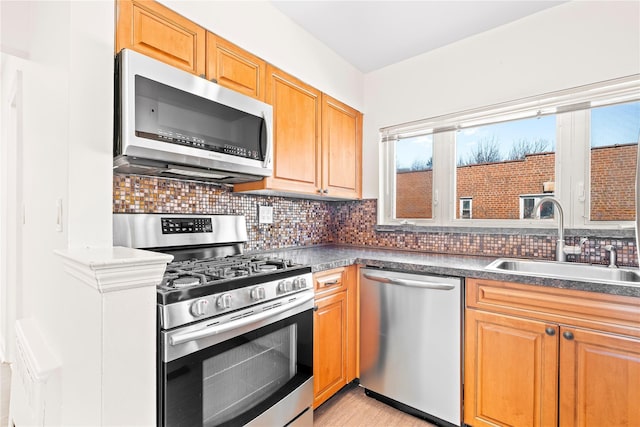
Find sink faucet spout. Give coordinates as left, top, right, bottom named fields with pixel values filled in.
left=533, top=196, right=570, bottom=262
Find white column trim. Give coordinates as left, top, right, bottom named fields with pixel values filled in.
left=55, top=247, right=172, bottom=293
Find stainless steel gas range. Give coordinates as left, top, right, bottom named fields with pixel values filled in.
left=114, top=214, right=314, bottom=427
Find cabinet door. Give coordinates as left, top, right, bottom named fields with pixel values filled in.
left=559, top=327, right=640, bottom=427
left=464, top=309, right=559, bottom=427
left=313, top=291, right=348, bottom=408
left=321, top=94, right=362, bottom=199
left=116, top=0, right=206, bottom=76
left=205, top=33, right=266, bottom=101
left=266, top=65, right=322, bottom=194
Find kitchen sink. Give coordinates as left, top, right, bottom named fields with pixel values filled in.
left=486, top=258, right=640, bottom=285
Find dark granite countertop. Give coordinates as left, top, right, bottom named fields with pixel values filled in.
left=254, top=244, right=640, bottom=298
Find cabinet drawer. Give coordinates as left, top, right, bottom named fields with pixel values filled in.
left=314, top=267, right=348, bottom=295
left=467, top=278, right=640, bottom=338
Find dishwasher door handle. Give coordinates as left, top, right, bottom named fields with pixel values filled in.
left=363, top=273, right=456, bottom=290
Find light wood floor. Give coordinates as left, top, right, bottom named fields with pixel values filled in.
left=314, top=384, right=436, bottom=427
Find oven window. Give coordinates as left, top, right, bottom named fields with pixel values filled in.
left=160, top=309, right=312, bottom=427
left=202, top=325, right=296, bottom=426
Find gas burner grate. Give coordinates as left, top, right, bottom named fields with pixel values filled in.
left=160, top=254, right=300, bottom=290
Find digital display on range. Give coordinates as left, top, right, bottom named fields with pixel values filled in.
left=161, top=217, right=213, bottom=234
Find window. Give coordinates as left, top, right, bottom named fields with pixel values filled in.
left=455, top=116, right=556, bottom=220
left=520, top=195, right=555, bottom=219
left=589, top=101, right=640, bottom=221
left=379, top=76, right=640, bottom=229
left=460, top=198, right=472, bottom=219
left=395, top=135, right=433, bottom=219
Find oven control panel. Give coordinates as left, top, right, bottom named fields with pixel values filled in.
left=161, top=217, right=213, bottom=234
left=160, top=272, right=313, bottom=330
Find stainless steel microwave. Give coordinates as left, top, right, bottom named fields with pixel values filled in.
left=114, top=49, right=273, bottom=183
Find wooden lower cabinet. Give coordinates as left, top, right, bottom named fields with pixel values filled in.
left=464, top=278, right=640, bottom=427
left=312, top=266, right=358, bottom=408
left=313, top=290, right=348, bottom=408
left=559, top=327, right=640, bottom=427
left=464, top=309, right=559, bottom=427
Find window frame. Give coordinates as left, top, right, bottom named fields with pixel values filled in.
left=459, top=197, right=472, bottom=219
left=378, top=75, right=640, bottom=230
left=519, top=194, right=555, bottom=219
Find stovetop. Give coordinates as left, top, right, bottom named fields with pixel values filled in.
left=112, top=214, right=313, bottom=306
left=157, top=254, right=312, bottom=305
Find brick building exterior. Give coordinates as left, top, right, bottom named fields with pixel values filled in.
left=396, top=144, right=637, bottom=221
left=590, top=143, right=637, bottom=221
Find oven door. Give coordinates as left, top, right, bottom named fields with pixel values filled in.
left=159, top=292, right=314, bottom=427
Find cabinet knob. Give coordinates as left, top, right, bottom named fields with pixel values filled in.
left=323, top=189, right=329, bottom=194
left=313, top=305, right=319, bottom=312
left=563, top=331, right=575, bottom=340
left=545, top=327, right=556, bottom=336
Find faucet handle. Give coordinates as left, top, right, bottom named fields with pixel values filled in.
left=564, top=245, right=583, bottom=255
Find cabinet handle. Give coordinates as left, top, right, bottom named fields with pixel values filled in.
left=322, top=280, right=339, bottom=286
left=545, top=327, right=556, bottom=336
left=313, top=305, right=319, bottom=312
left=199, top=74, right=206, bottom=79
left=323, top=189, right=329, bottom=194
left=210, top=78, right=218, bottom=83
left=563, top=331, right=575, bottom=340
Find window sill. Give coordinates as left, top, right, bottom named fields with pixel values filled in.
left=374, top=224, right=635, bottom=239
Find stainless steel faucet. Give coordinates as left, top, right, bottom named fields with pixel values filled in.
left=533, top=196, right=583, bottom=262
left=603, top=245, right=618, bottom=268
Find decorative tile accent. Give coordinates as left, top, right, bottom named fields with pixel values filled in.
left=330, top=200, right=638, bottom=267
left=113, top=175, right=334, bottom=251
left=113, top=176, right=638, bottom=267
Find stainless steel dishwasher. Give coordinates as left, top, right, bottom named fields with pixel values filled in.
left=359, top=268, right=462, bottom=427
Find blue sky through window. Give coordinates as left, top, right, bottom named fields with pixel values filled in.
left=591, top=101, right=640, bottom=147
left=395, top=102, right=640, bottom=169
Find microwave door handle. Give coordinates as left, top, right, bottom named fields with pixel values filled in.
left=169, top=292, right=313, bottom=346
left=262, top=111, right=271, bottom=169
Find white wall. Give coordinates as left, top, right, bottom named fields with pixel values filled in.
left=363, top=1, right=640, bottom=198
left=159, top=0, right=365, bottom=111
left=1, top=0, right=114, bottom=424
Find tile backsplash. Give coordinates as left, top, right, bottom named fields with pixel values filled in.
left=113, top=175, right=638, bottom=267
left=113, top=175, right=334, bottom=251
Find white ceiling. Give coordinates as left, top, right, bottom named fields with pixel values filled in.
left=271, top=1, right=566, bottom=73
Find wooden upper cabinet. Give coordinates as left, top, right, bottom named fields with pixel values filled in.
left=234, top=65, right=323, bottom=195
left=322, top=94, right=362, bottom=199
left=234, top=71, right=364, bottom=199
left=206, top=33, right=266, bottom=101
left=116, top=0, right=206, bottom=76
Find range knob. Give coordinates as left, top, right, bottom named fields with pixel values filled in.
left=250, top=286, right=266, bottom=301
left=190, top=299, right=209, bottom=317
left=293, top=277, right=307, bottom=290
left=216, top=294, right=232, bottom=309
left=278, top=280, right=293, bottom=293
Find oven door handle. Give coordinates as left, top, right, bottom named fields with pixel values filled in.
left=170, top=293, right=314, bottom=346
